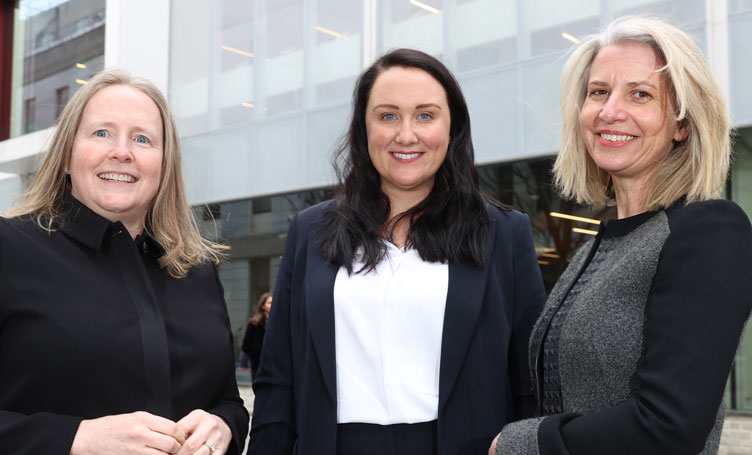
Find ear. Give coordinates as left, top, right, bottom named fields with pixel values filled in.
left=674, top=118, right=689, bottom=142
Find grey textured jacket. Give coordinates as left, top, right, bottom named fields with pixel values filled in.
left=497, top=200, right=752, bottom=455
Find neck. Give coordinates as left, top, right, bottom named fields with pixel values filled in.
left=382, top=188, right=430, bottom=249
left=612, top=175, right=649, bottom=219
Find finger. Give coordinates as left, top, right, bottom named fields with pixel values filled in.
left=176, top=409, right=206, bottom=434
left=176, top=415, right=221, bottom=455
left=489, top=432, right=501, bottom=455
left=145, top=429, right=184, bottom=455
left=144, top=413, right=186, bottom=444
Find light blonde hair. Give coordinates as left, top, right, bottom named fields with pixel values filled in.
left=554, top=15, right=730, bottom=210
left=6, top=69, right=225, bottom=277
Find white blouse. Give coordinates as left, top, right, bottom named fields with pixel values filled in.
left=333, top=241, right=449, bottom=424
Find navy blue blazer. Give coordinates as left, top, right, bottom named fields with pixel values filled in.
left=248, top=201, right=545, bottom=454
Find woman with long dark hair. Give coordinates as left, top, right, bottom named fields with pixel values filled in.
left=242, top=291, right=272, bottom=378
left=248, top=48, right=545, bottom=455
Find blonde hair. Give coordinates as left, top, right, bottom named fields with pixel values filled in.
left=6, top=69, right=225, bottom=277
left=554, top=15, right=730, bottom=210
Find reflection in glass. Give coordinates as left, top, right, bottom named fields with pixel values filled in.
left=10, top=0, right=105, bottom=137
left=730, top=126, right=752, bottom=411
left=380, top=0, right=443, bottom=56
left=310, top=0, right=362, bottom=105
left=259, top=0, right=303, bottom=116
left=478, top=158, right=614, bottom=291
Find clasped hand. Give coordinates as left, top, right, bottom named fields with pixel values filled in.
left=70, top=409, right=232, bottom=455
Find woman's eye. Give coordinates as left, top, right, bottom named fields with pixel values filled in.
left=417, top=113, right=432, bottom=120
left=633, top=91, right=652, bottom=101
left=94, top=129, right=108, bottom=138
left=135, top=135, right=150, bottom=144
left=589, top=89, right=608, bottom=98
left=381, top=113, right=397, bottom=121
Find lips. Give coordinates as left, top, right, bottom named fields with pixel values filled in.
left=98, top=172, right=137, bottom=183
left=391, top=151, right=422, bottom=161
left=599, top=133, right=636, bottom=142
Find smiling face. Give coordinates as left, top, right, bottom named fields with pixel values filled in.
left=579, top=41, right=687, bottom=187
left=68, top=84, right=164, bottom=235
left=365, top=66, right=451, bottom=203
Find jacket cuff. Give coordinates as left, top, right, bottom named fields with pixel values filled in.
left=497, top=417, right=544, bottom=455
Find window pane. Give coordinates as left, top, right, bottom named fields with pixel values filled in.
left=10, top=0, right=105, bottom=137
left=730, top=126, right=752, bottom=410
left=309, top=0, right=361, bottom=105
left=447, top=0, right=517, bottom=72
left=258, top=0, right=304, bottom=117
left=380, top=0, right=443, bottom=56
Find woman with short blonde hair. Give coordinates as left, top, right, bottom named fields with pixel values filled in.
left=491, top=16, right=751, bottom=455
left=554, top=15, right=730, bottom=211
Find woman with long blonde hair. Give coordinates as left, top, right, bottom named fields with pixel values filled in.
left=0, top=69, right=248, bottom=455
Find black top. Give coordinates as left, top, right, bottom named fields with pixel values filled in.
left=0, top=198, right=249, bottom=454
left=242, top=320, right=266, bottom=376
left=515, top=200, right=752, bottom=455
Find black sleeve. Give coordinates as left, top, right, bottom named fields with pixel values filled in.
left=247, top=214, right=300, bottom=454
left=509, top=213, right=546, bottom=419
left=539, top=201, right=752, bottom=455
left=208, top=263, right=251, bottom=455
left=0, top=410, right=83, bottom=454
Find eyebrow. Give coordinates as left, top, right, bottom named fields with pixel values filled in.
left=587, top=80, right=658, bottom=90
left=84, top=120, right=160, bottom=137
left=371, top=103, right=443, bottom=111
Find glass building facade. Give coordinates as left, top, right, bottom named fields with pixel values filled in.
left=0, top=0, right=750, bottom=412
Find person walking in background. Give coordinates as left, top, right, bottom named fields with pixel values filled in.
left=248, top=48, right=546, bottom=454
left=242, top=291, right=272, bottom=379
left=491, top=16, right=752, bottom=455
left=0, top=69, right=248, bottom=455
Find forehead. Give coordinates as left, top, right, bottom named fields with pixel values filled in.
left=81, top=84, right=163, bottom=131
left=367, top=66, right=448, bottom=106
left=589, top=41, right=665, bottom=83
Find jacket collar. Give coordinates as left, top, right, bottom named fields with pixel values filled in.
left=55, top=195, right=120, bottom=252
left=304, top=215, right=495, bottom=411
left=54, top=194, right=163, bottom=258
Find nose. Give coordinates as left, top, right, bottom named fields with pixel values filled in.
left=395, top=120, right=418, bottom=145
left=598, top=95, right=627, bottom=124
left=109, top=136, right=133, bottom=162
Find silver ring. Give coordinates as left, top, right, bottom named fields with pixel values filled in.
left=203, top=442, right=216, bottom=454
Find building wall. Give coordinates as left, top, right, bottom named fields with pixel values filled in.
left=1, top=2, right=752, bottom=450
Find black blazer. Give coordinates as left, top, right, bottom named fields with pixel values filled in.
left=0, top=199, right=249, bottom=454
left=248, top=201, right=546, bottom=454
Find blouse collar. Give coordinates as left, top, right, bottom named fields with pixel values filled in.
left=54, top=194, right=163, bottom=258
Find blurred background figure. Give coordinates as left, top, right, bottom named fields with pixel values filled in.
left=242, top=291, right=273, bottom=379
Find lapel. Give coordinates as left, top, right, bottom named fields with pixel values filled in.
left=304, top=223, right=339, bottom=401
left=301, top=216, right=497, bottom=410
left=438, top=217, right=495, bottom=415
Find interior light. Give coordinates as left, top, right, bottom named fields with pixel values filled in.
left=537, top=260, right=550, bottom=265
left=221, top=44, right=254, bottom=58
left=550, top=212, right=601, bottom=225
left=75, top=79, right=88, bottom=85
left=573, top=227, right=598, bottom=236
left=315, top=26, right=343, bottom=38
left=241, top=102, right=254, bottom=108
left=535, top=247, right=556, bottom=253
left=75, top=63, right=86, bottom=69
left=541, top=253, right=560, bottom=259
left=561, top=32, right=580, bottom=44
left=409, top=0, right=440, bottom=14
